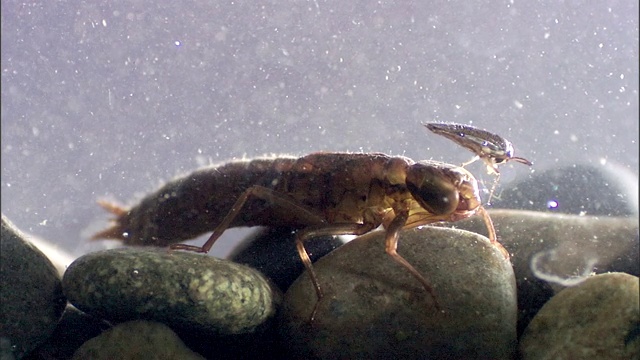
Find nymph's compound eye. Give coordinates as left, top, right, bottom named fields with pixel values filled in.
left=405, top=163, right=460, bottom=216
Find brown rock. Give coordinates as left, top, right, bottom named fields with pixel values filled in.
left=518, top=272, right=639, bottom=359
left=279, top=226, right=517, bottom=359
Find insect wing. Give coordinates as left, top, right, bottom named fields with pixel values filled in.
left=424, top=122, right=511, bottom=162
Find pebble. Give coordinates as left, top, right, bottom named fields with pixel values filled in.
left=23, top=304, right=111, bottom=360
left=0, top=215, right=66, bottom=359
left=518, top=272, right=639, bottom=359
left=228, top=226, right=344, bottom=292
left=71, top=320, right=204, bottom=360
left=62, top=248, right=282, bottom=336
left=279, top=226, right=518, bottom=359
left=22, top=234, right=75, bottom=277
left=451, top=209, right=638, bottom=337
left=491, top=161, right=638, bottom=216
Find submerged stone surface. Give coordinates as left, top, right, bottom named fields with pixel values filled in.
left=519, top=272, right=639, bottom=359
left=26, top=305, right=111, bottom=360
left=71, top=320, right=204, bottom=360
left=229, top=226, right=343, bottom=292
left=0, top=215, right=66, bottom=359
left=62, top=248, right=281, bottom=336
left=491, top=162, right=638, bottom=216
left=452, top=209, right=639, bottom=336
left=280, top=226, right=517, bottom=359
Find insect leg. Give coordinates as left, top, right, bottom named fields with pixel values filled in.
left=460, top=155, right=480, bottom=168
left=170, top=185, right=326, bottom=253
left=384, top=206, right=441, bottom=311
left=295, top=222, right=379, bottom=321
left=486, top=171, right=501, bottom=205
left=476, top=206, right=510, bottom=259
left=96, top=199, right=128, bottom=217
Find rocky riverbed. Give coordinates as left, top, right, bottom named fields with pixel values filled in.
left=2, top=209, right=638, bottom=359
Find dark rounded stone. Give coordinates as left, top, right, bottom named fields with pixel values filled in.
left=0, top=215, right=66, bottom=359
left=71, top=320, right=204, bottom=360
left=279, top=226, right=517, bottom=359
left=62, top=248, right=281, bottom=336
left=491, top=162, right=638, bottom=216
left=228, top=226, right=344, bottom=292
left=450, top=209, right=639, bottom=338
left=23, top=305, right=111, bottom=360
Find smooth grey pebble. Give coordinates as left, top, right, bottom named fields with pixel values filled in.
left=0, top=215, right=66, bottom=359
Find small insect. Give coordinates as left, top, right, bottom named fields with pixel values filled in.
left=94, top=152, right=506, bottom=320
left=425, top=122, right=532, bottom=202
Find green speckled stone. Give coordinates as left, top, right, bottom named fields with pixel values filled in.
left=62, top=248, right=281, bottom=335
